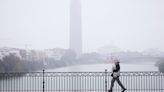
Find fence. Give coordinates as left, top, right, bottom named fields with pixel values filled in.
left=0, top=70, right=164, bottom=92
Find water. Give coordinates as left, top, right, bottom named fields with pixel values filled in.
left=48, top=62, right=158, bottom=72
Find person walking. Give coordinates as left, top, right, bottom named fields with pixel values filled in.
left=108, top=59, right=127, bottom=92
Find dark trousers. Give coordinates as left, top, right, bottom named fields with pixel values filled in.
left=109, top=77, right=126, bottom=91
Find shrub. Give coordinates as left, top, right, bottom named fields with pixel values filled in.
left=158, top=61, right=164, bottom=73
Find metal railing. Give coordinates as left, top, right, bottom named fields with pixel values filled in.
left=0, top=70, right=163, bottom=92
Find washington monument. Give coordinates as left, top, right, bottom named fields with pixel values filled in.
left=70, top=0, right=82, bottom=56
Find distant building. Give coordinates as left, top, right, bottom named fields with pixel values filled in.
left=70, top=0, right=82, bottom=56
left=97, top=45, right=120, bottom=55
left=45, top=48, right=65, bottom=60
left=0, top=47, right=66, bottom=62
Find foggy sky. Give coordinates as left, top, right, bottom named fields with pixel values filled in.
left=0, top=0, right=164, bottom=52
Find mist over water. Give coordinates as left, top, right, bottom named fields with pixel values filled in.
left=47, top=62, right=157, bottom=72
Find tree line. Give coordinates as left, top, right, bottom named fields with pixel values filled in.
left=0, top=49, right=103, bottom=73
left=0, top=53, right=44, bottom=72
left=156, top=59, right=164, bottom=73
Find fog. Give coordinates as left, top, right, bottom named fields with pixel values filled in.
left=0, top=0, right=164, bottom=52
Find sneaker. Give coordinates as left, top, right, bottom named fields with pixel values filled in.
left=122, top=88, right=127, bottom=92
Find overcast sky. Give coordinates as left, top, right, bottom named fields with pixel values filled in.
left=0, top=0, right=164, bottom=52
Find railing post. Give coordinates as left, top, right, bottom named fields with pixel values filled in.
left=105, top=69, right=107, bottom=92
left=43, top=69, right=45, bottom=92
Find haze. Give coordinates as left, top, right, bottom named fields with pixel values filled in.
left=0, top=0, right=164, bottom=52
